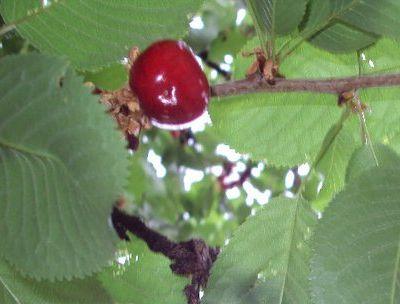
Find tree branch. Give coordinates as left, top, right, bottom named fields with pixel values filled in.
left=111, top=207, right=219, bottom=304
left=210, top=73, right=400, bottom=97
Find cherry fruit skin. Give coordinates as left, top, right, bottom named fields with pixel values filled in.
left=129, top=40, right=210, bottom=129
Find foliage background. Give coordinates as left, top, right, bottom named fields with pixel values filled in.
left=1, top=0, right=400, bottom=303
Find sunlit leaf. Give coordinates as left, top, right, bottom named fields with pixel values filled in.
left=359, top=39, right=400, bottom=75
left=204, top=197, right=316, bottom=304
left=210, top=38, right=358, bottom=166
left=311, top=117, right=358, bottom=211
left=360, top=87, right=400, bottom=153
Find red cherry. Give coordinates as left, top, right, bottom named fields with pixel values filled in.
left=129, top=40, right=210, bottom=129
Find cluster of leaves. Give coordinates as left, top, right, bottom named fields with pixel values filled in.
left=1, top=0, right=400, bottom=303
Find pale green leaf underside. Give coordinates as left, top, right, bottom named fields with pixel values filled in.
left=357, top=39, right=400, bottom=157
left=99, top=237, right=188, bottom=304
left=359, top=39, right=400, bottom=75
left=211, top=91, right=339, bottom=165
left=0, top=259, right=112, bottom=304
left=359, top=87, right=400, bottom=151
left=203, top=197, right=316, bottom=304
left=210, top=38, right=358, bottom=166
left=345, top=144, right=400, bottom=183
left=0, top=0, right=203, bottom=69
left=311, top=38, right=400, bottom=209
left=312, top=118, right=358, bottom=211
left=0, top=54, right=128, bottom=280
left=312, top=81, right=400, bottom=210
left=311, top=154, right=400, bottom=303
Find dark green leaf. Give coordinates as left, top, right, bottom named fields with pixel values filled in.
left=99, top=237, right=188, bottom=304
left=309, top=22, right=377, bottom=53
left=82, top=63, right=127, bottom=91
left=333, top=0, right=400, bottom=38
left=0, top=0, right=203, bottom=69
left=0, top=259, right=112, bottom=304
left=0, top=53, right=128, bottom=280
left=247, top=0, right=307, bottom=37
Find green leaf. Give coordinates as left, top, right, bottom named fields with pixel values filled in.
left=247, top=0, right=307, bottom=37
left=303, top=0, right=331, bottom=32
left=251, top=165, right=287, bottom=197
left=185, top=1, right=237, bottom=53
left=210, top=38, right=358, bottom=166
left=82, top=63, right=127, bottom=91
left=208, top=29, right=248, bottom=64
left=354, top=39, right=400, bottom=157
left=311, top=152, right=400, bottom=303
left=126, top=152, right=149, bottom=201
left=0, top=53, right=128, bottom=280
left=312, top=82, right=400, bottom=210
left=1, top=32, right=27, bottom=55
left=305, top=0, right=378, bottom=53
left=99, top=237, right=188, bottom=304
left=360, top=87, right=400, bottom=151
left=332, top=0, right=400, bottom=38
left=0, top=0, right=203, bottom=69
left=309, top=22, right=377, bottom=53
left=359, top=38, right=400, bottom=75
left=345, top=144, right=400, bottom=183
left=311, top=117, right=358, bottom=211
left=0, top=259, right=112, bottom=304
left=304, top=0, right=400, bottom=53
left=203, top=197, right=316, bottom=304
left=181, top=175, right=216, bottom=219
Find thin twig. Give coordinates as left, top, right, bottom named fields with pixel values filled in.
left=211, top=73, right=400, bottom=97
